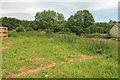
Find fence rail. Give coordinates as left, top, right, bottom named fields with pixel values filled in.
left=0, top=27, right=8, bottom=38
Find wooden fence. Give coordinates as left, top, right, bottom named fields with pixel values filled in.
left=0, top=27, right=8, bottom=38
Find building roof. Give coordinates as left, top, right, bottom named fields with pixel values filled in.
left=113, top=23, right=120, bottom=28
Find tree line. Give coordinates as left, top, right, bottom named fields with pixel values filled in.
left=0, top=10, right=117, bottom=35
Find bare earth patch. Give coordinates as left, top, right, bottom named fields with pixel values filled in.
left=1, top=40, right=12, bottom=50
left=11, top=54, right=98, bottom=77
left=1, top=46, right=10, bottom=50
left=12, top=63, right=56, bottom=77
left=1, top=43, right=12, bottom=50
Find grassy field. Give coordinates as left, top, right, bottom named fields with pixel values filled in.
left=1, top=31, right=118, bottom=78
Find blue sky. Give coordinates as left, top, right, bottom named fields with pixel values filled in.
left=0, top=0, right=119, bottom=22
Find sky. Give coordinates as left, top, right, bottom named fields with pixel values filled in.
left=0, top=0, right=119, bottom=22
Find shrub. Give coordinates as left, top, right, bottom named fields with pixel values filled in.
left=103, top=34, right=113, bottom=39
left=84, top=33, right=103, bottom=38
left=45, top=29, right=53, bottom=37
left=25, top=27, right=34, bottom=31
left=83, top=33, right=113, bottom=39
left=15, top=26, right=26, bottom=32
left=8, top=31, right=17, bottom=37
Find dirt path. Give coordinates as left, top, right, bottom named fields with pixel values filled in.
left=1, top=46, right=10, bottom=50
left=1, top=43, right=12, bottom=50
left=11, top=54, right=98, bottom=77
left=12, top=63, right=56, bottom=77
left=1, top=39, right=12, bottom=50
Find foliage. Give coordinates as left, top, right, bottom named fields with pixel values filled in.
left=45, top=29, right=53, bottom=37
left=92, top=22, right=113, bottom=33
left=103, top=34, right=113, bottom=39
left=1, top=17, right=21, bottom=30
left=83, top=33, right=103, bottom=38
left=83, top=33, right=113, bottom=39
left=1, top=17, right=36, bottom=31
left=0, top=10, right=118, bottom=35
left=35, top=10, right=66, bottom=32
left=15, top=26, right=26, bottom=32
left=67, top=10, right=95, bottom=35
left=8, top=31, right=18, bottom=37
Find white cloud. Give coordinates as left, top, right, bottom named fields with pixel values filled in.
left=91, top=0, right=118, bottom=10
left=0, top=0, right=118, bottom=21
left=0, top=0, right=119, bottom=11
left=0, top=7, right=56, bottom=15
left=0, top=0, right=37, bottom=2
left=24, top=8, right=55, bottom=13
left=59, top=0, right=118, bottom=11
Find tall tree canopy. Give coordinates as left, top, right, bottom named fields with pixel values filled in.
left=35, top=10, right=66, bottom=32
left=67, top=10, right=95, bottom=35
left=0, top=10, right=115, bottom=34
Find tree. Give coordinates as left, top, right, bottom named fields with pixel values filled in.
left=1, top=17, right=35, bottom=32
left=35, top=10, right=66, bottom=32
left=67, top=10, right=95, bottom=35
left=93, top=22, right=113, bottom=33
left=1, top=17, right=21, bottom=30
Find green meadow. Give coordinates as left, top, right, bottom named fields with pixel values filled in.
left=2, top=31, right=118, bottom=78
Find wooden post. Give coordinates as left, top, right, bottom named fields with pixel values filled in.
left=0, top=27, right=8, bottom=38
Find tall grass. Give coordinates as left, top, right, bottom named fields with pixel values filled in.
left=87, top=38, right=118, bottom=61
left=2, top=31, right=118, bottom=78
left=89, top=40, right=111, bottom=54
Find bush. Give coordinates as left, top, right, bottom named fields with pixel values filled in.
left=45, top=29, right=53, bottom=37
left=103, top=34, right=113, bottom=39
left=84, top=33, right=103, bottom=38
left=8, top=31, right=18, bottom=37
left=83, top=33, right=113, bottom=39
left=25, top=27, right=34, bottom=31
left=15, top=26, right=26, bottom=32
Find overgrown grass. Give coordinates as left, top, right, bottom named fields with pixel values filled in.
left=88, top=40, right=113, bottom=54
left=21, top=59, right=118, bottom=78
left=2, top=31, right=118, bottom=78
left=83, top=33, right=113, bottom=39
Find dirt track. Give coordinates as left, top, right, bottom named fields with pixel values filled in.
left=11, top=54, right=98, bottom=77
